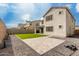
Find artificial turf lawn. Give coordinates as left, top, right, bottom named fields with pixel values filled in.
left=16, top=34, right=46, bottom=39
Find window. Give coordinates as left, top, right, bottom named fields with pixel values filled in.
left=59, top=11, right=62, bottom=14
left=59, top=25, right=62, bottom=28
left=30, top=23, right=32, bottom=25
left=36, top=23, right=39, bottom=26
left=46, top=15, right=52, bottom=21
left=24, top=27, right=26, bottom=30
left=42, top=20, right=44, bottom=24
left=46, top=26, right=53, bottom=32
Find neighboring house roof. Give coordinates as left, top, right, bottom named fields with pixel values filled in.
left=30, top=20, right=42, bottom=26
left=24, top=23, right=30, bottom=28
left=31, top=20, right=42, bottom=23
left=75, top=26, right=79, bottom=30
left=43, top=7, right=75, bottom=21
left=18, top=20, right=42, bottom=29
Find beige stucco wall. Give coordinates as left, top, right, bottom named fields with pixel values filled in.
left=66, top=10, right=75, bottom=36
left=43, top=8, right=67, bottom=37
left=31, top=20, right=42, bottom=33
left=43, top=8, right=75, bottom=37
left=0, top=20, right=7, bottom=48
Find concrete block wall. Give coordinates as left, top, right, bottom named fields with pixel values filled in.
left=0, top=20, right=7, bottom=48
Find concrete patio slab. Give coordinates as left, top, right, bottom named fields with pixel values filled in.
left=23, top=37, right=65, bottom=55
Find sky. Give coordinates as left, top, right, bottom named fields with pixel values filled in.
left=0, top=3, right=79, bottom=28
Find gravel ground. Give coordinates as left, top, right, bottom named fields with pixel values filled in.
left=0, top=35, right=79, bottom=56
left=0, top=37, right=14, bottom=56
left=10, top=35, right=79, bottom=56
left=43, top=37, right=79, bottom=56
left=10, top=35, right=40, bottom=56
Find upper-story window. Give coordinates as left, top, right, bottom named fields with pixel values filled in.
left=30, top=23, right=32, bottom=25
left=46, top=15, right=52, bottom=21
left=59, top=11, right=63, bottom=14
left=42, top=20, right=44, bottom=24
left=36, top=23, right=39, bottom=26
left=59, top=25, right=62, bottom=29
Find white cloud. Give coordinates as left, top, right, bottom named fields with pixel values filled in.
left=5, top=3, right=35, bottom=28
left=5, top=3, right=51, bottom=27
left=76, top=4, right=79, bottom=12
left=6, top=19, right=22, bottom=28
left=8, top=3, right=35, bottom=24
left=6, top=23, right=18, bottom=28
left=0, top=4, right=8, bottom=7
left=65, top=4, right=72, bottom=9
left=21, top=14, right=31, bottom=23
left=0, top=3, right=8, bottom=17
left=35, top=3, right=51, bottom=19
left=40, top=17, right=43, bottom=20
left=11, top=3, right=35, bottom=14
left=55, top=4, right=72, bottom=9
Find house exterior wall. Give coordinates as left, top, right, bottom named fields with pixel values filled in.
left=30, top=21, right=39, bottom=33
left=0, top=20, right=7, bottom=48
left=66, top=10, right=75, bottom=36
left=31, top=20, right=42, bottom=33
left=43, top=8, right=75, bottom=37
left=31, top=20, right=42, bottom=27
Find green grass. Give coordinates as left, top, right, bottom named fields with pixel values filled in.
left=16, top=34, right=46, bottom=40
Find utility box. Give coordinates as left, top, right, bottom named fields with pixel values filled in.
left=0, top=19, right=7, bottom=48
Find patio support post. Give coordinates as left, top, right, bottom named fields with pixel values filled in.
left=39, top=29, right=41, bottom=33
left=34, top=26, right=36, bottom=34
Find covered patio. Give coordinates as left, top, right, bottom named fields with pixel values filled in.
left=34, top=26, right=44, bottom=34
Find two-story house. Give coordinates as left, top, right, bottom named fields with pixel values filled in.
left=20, top=20, right=44, bottom=33
left=42, top=7, right=75, bottom=37
left=30, top=20, right=44, bottom=33
left=18, top=7, right=75, bottom=38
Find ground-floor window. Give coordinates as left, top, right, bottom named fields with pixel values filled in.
left=46, top=26, right=53, bottom=32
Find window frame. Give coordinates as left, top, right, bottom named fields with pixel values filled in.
left=46, top=15, right=53, bottom=21
left=59, top=11, right=63, bottom=14
left=59, top=25, right=62, bottom=29
left=36, top=23, right=39, bottom=26
left=46, top=26, right=53, bottom=32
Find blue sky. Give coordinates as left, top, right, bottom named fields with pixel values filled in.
left=0, top=3, right=79, bottom=28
